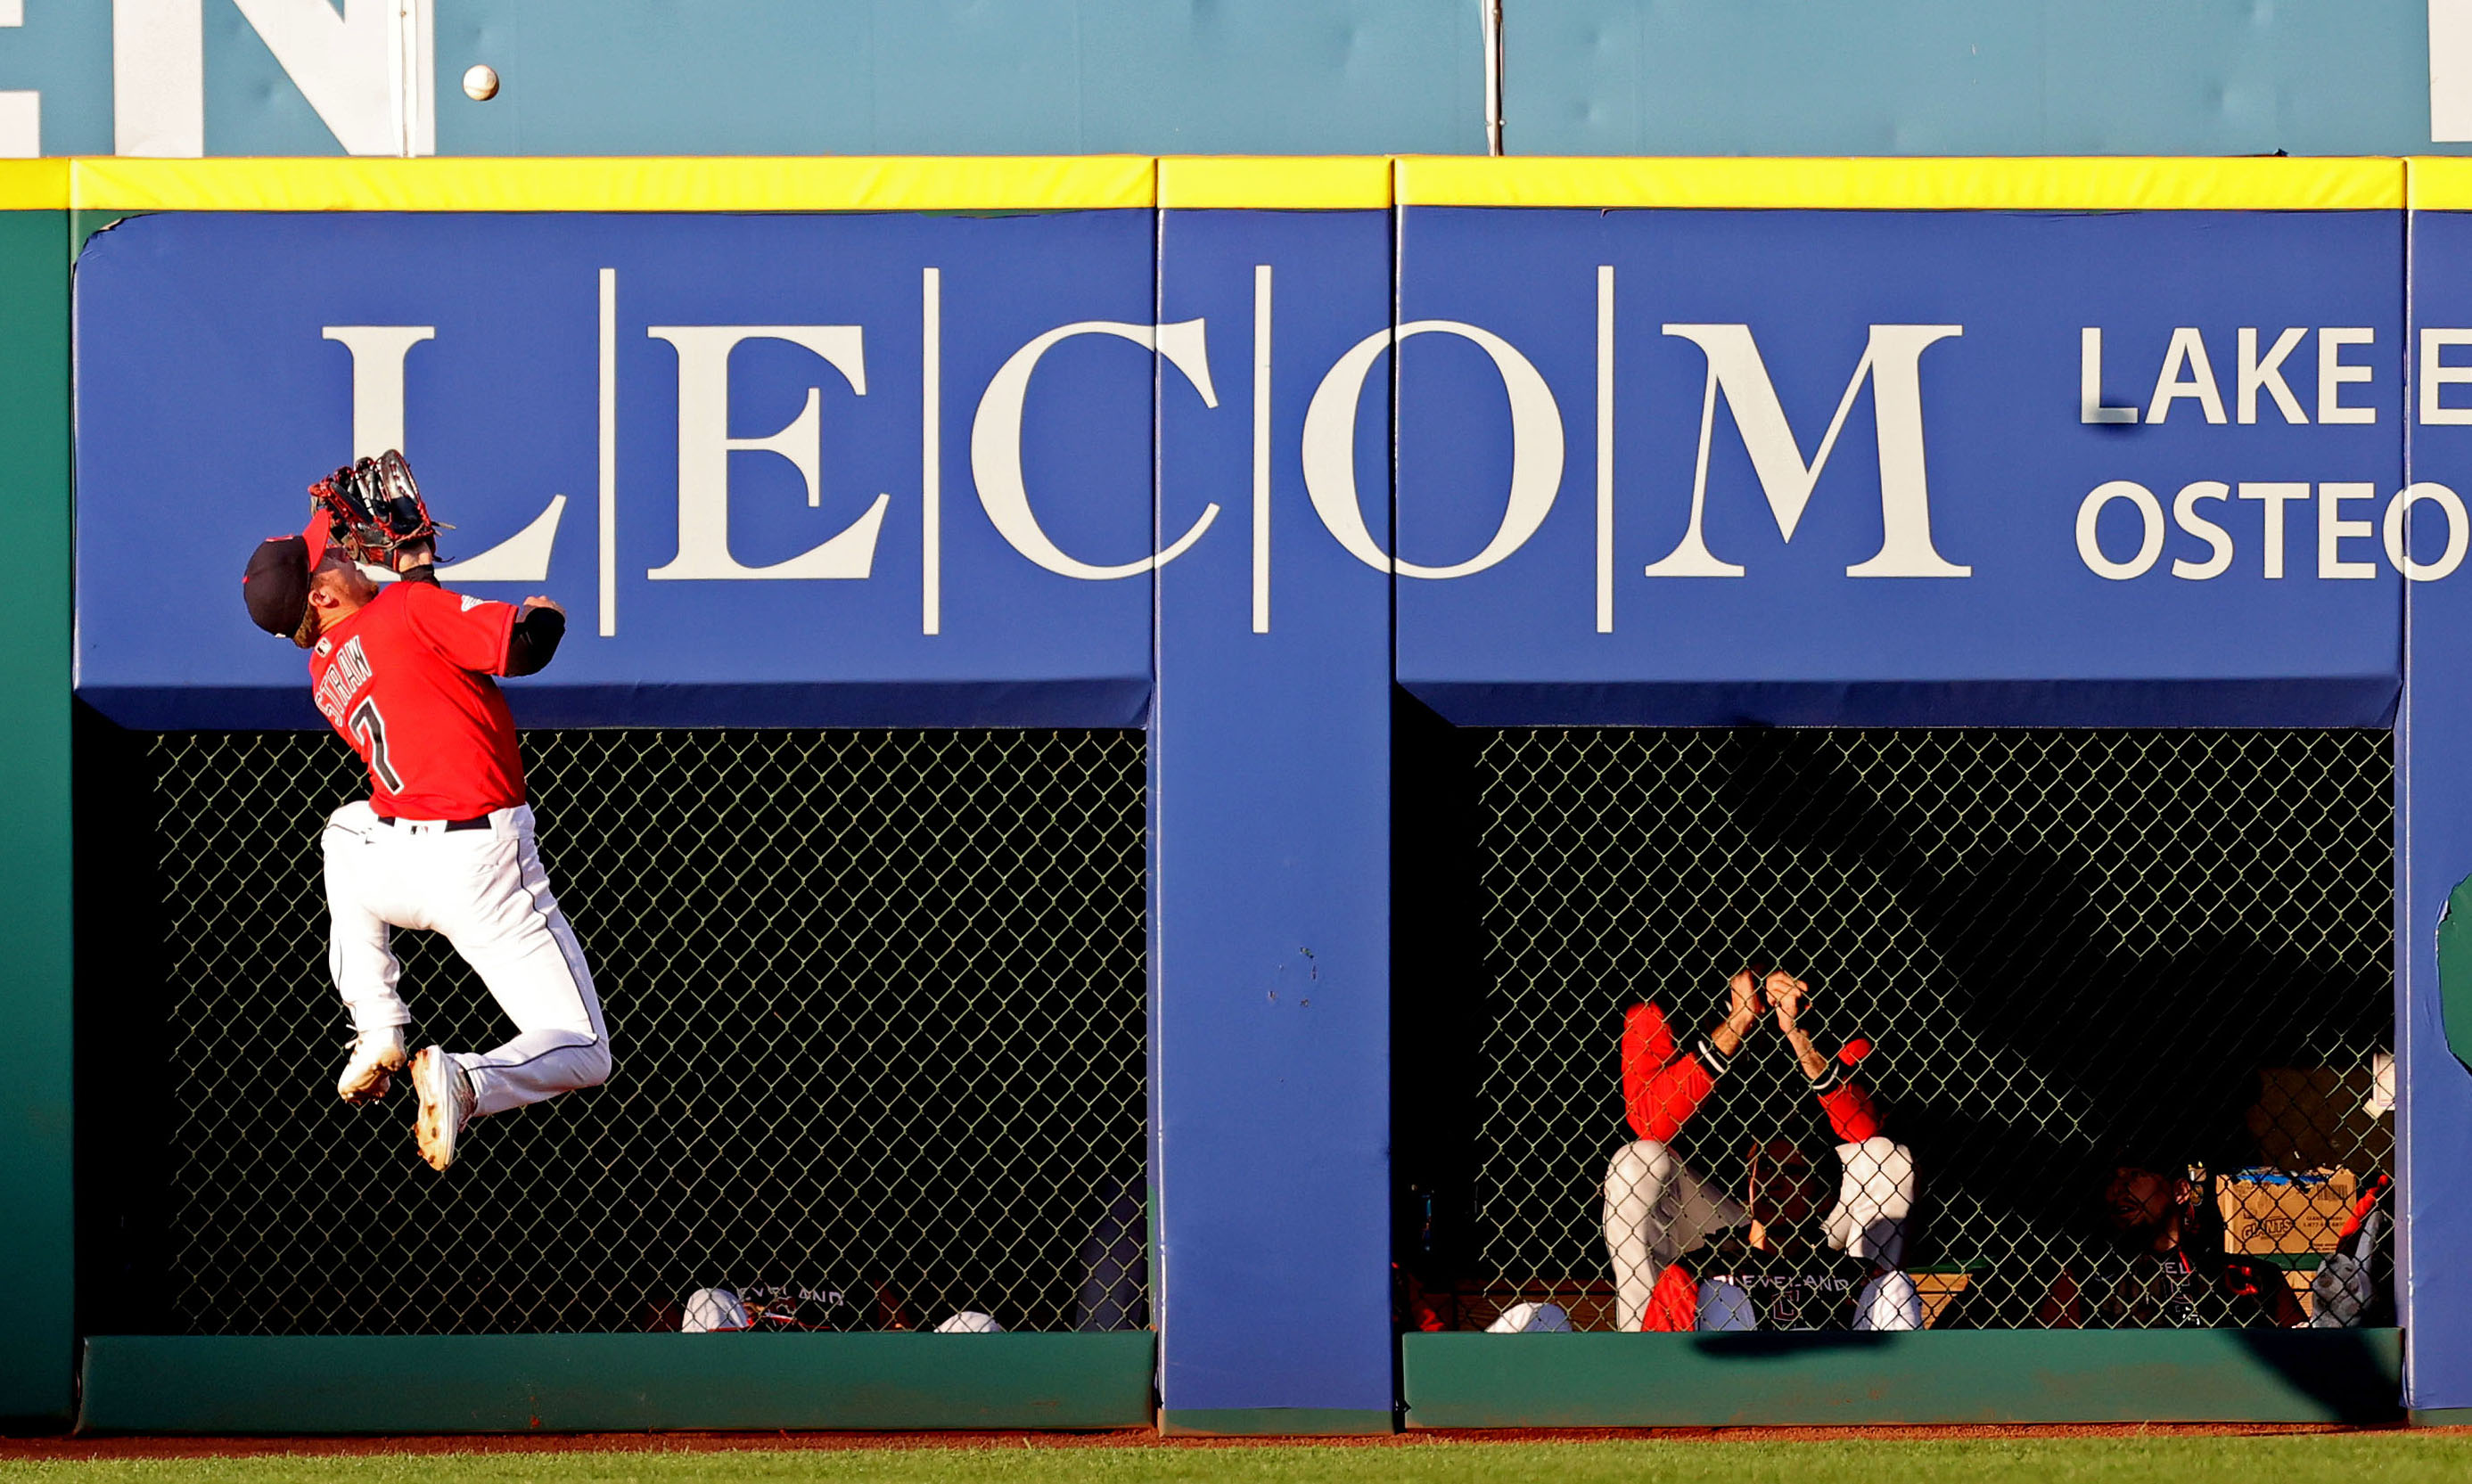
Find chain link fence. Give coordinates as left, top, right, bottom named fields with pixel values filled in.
left=1400, top=726, right=2393, bottom=1333
left=126, top=727, right=1148, bottom=1336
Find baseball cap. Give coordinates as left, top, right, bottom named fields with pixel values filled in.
left=241, top=516, right=332, bottom=636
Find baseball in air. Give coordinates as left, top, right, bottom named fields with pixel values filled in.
left=463, top=64, right=501, bottom=102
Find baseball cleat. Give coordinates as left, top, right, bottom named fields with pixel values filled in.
left=411, top=1046, right=476, bottom=1171
left=335, top=1027, right=408, bottom=1105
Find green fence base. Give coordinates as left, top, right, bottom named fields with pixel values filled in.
left=2410, top=1407, right=2472, bottom=1427
left=79, top=1332, right=1154, bottom=1434
left=0, top=207, right=73, bottom=1432
left=1401, top=1329, right=2402, bottom=1428
left=1158, top=1407, right=1394, bottom=1436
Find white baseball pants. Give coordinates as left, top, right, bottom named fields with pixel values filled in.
left=1690, top=1272, right=1922, bottom=1332
left=321, top=799, right=612, bottom=1118
left=1602, top=1136, right=1924, bottom=1332
left=1602, top=1138, right=1745, bottom=1331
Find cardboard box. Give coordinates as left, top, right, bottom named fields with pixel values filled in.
left=2216, top=1168, right=2358, bottom=1255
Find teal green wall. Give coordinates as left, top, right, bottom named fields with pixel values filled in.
left=80, top=1333, right=1157, bottom=1433
left=1402, top=1330, right=2405, bottom=1428
left=9, top=178, right=2427, bottom=1431
left=0, top=1, right=1486, bottom=158
left=6, top=2, right=2464, bottom=160
left=0, top=207, right=70, bottom=1428
left=1515, top=2, right=2454, bottom=157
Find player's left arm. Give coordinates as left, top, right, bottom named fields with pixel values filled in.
left=505, top=596, right=567, bottom=676
left=1771, top=973, right=1885, bottom=1142
left=398, top=580, right=560, bottom=677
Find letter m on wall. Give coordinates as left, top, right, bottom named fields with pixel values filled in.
left=1646, top=324, right=1969, bottom=578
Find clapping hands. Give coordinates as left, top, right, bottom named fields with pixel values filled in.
left=1713, top=963, right=1825, bottom=1078
left=1724, top=965, right=1808, bottom=1028
left=1767, top=972, right=1810, bottom=1034
left=1727, top=967, right=1767, bottom=1022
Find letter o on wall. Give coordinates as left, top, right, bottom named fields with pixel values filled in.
left=2076, top=480, right=2165, bottom=580
left=1302, top=319, right=1565, bottom=578
left=2385, top=482, right=2471, bottom=581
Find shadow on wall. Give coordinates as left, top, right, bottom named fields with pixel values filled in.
left=1392, top=692, right=1491, bottom=1316
left=70, top=702, right=176, bottom=1337
left=1678, top=1324, right=2400, bottom=1418
left=2225, top=1325, right=2405, bottom=1423
left=1713, top=730, right=2379, bottom=1296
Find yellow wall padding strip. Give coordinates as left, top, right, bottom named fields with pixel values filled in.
left=15, top=155, right=2417, bottom=214
left=1157, top=157, right=1392, bottom=209
left=2411, top=157, right=2472, bottom=210
left=1393, top=156, right=2405, bottom=210
left=67, top=156, right=1156, bottom=212
left=0, top=159, right=70, bottom=209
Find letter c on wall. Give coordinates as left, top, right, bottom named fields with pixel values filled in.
left=1302, top=320, right=1565, bottom=578
left=971, top=319, right=1221, bottom=580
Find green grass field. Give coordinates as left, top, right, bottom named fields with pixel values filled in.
left=4, top=1436, right=2472, bottom=1484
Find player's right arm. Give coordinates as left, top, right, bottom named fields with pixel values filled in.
left=1622, top=971, right=1763, bottom=1143
left=392, top=538, right=439, bottom=586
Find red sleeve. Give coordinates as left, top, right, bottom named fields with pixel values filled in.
left=2338, top=1173, right=2390, bottom=1242
left=1641, top=1263, right=1698, bottom=1332
left=1622, top=1004, right=1716, bottom=1144
left=399, top=581, right=521, bottom=675
left=1816, top=1079, right=1883, bottom=1144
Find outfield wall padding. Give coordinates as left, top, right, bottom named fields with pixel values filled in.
left=11, top=154, right=2466, bottom=1432
left=1401, top=1330, right=2406, bottom=1428
left=77, top=1333, right=1156, bottom=1434
left=0, top=192, right=73, bottom=1431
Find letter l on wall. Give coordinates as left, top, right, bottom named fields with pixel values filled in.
left=322, top=325, right=568, bottom=585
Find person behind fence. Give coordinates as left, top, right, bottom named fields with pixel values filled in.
left=240, top=457, right=611, bottom=1174
left=2035, top=1156, right=2308, bottom=1328
left=2307, top=1169, right=2392, bottom=1328
left=1600, top=965, right=1921, bottom=1332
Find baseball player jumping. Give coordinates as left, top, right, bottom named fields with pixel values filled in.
left=241, top=453, right=612, bottom=1171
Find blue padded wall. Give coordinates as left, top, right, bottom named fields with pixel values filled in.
left=2401, top=205, right=2472, bottom=1414
left=1151, top=204, right=1396, bottom=1429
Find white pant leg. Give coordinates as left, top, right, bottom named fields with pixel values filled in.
left=1604, top=1138, right=1747, bottom=1331
left=1696, top=1279, right=1759, bottom=1332
left=321, top=801, right=411, bottom=1036
left=1852, top=1268, right=1923, bottom=1332
left=421, top=806, right=612, bottom=1117
left=1604, top=1139, right=1679, bottom=1332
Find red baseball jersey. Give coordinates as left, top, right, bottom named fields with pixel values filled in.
left=308, top=581, right=524, bottom=819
